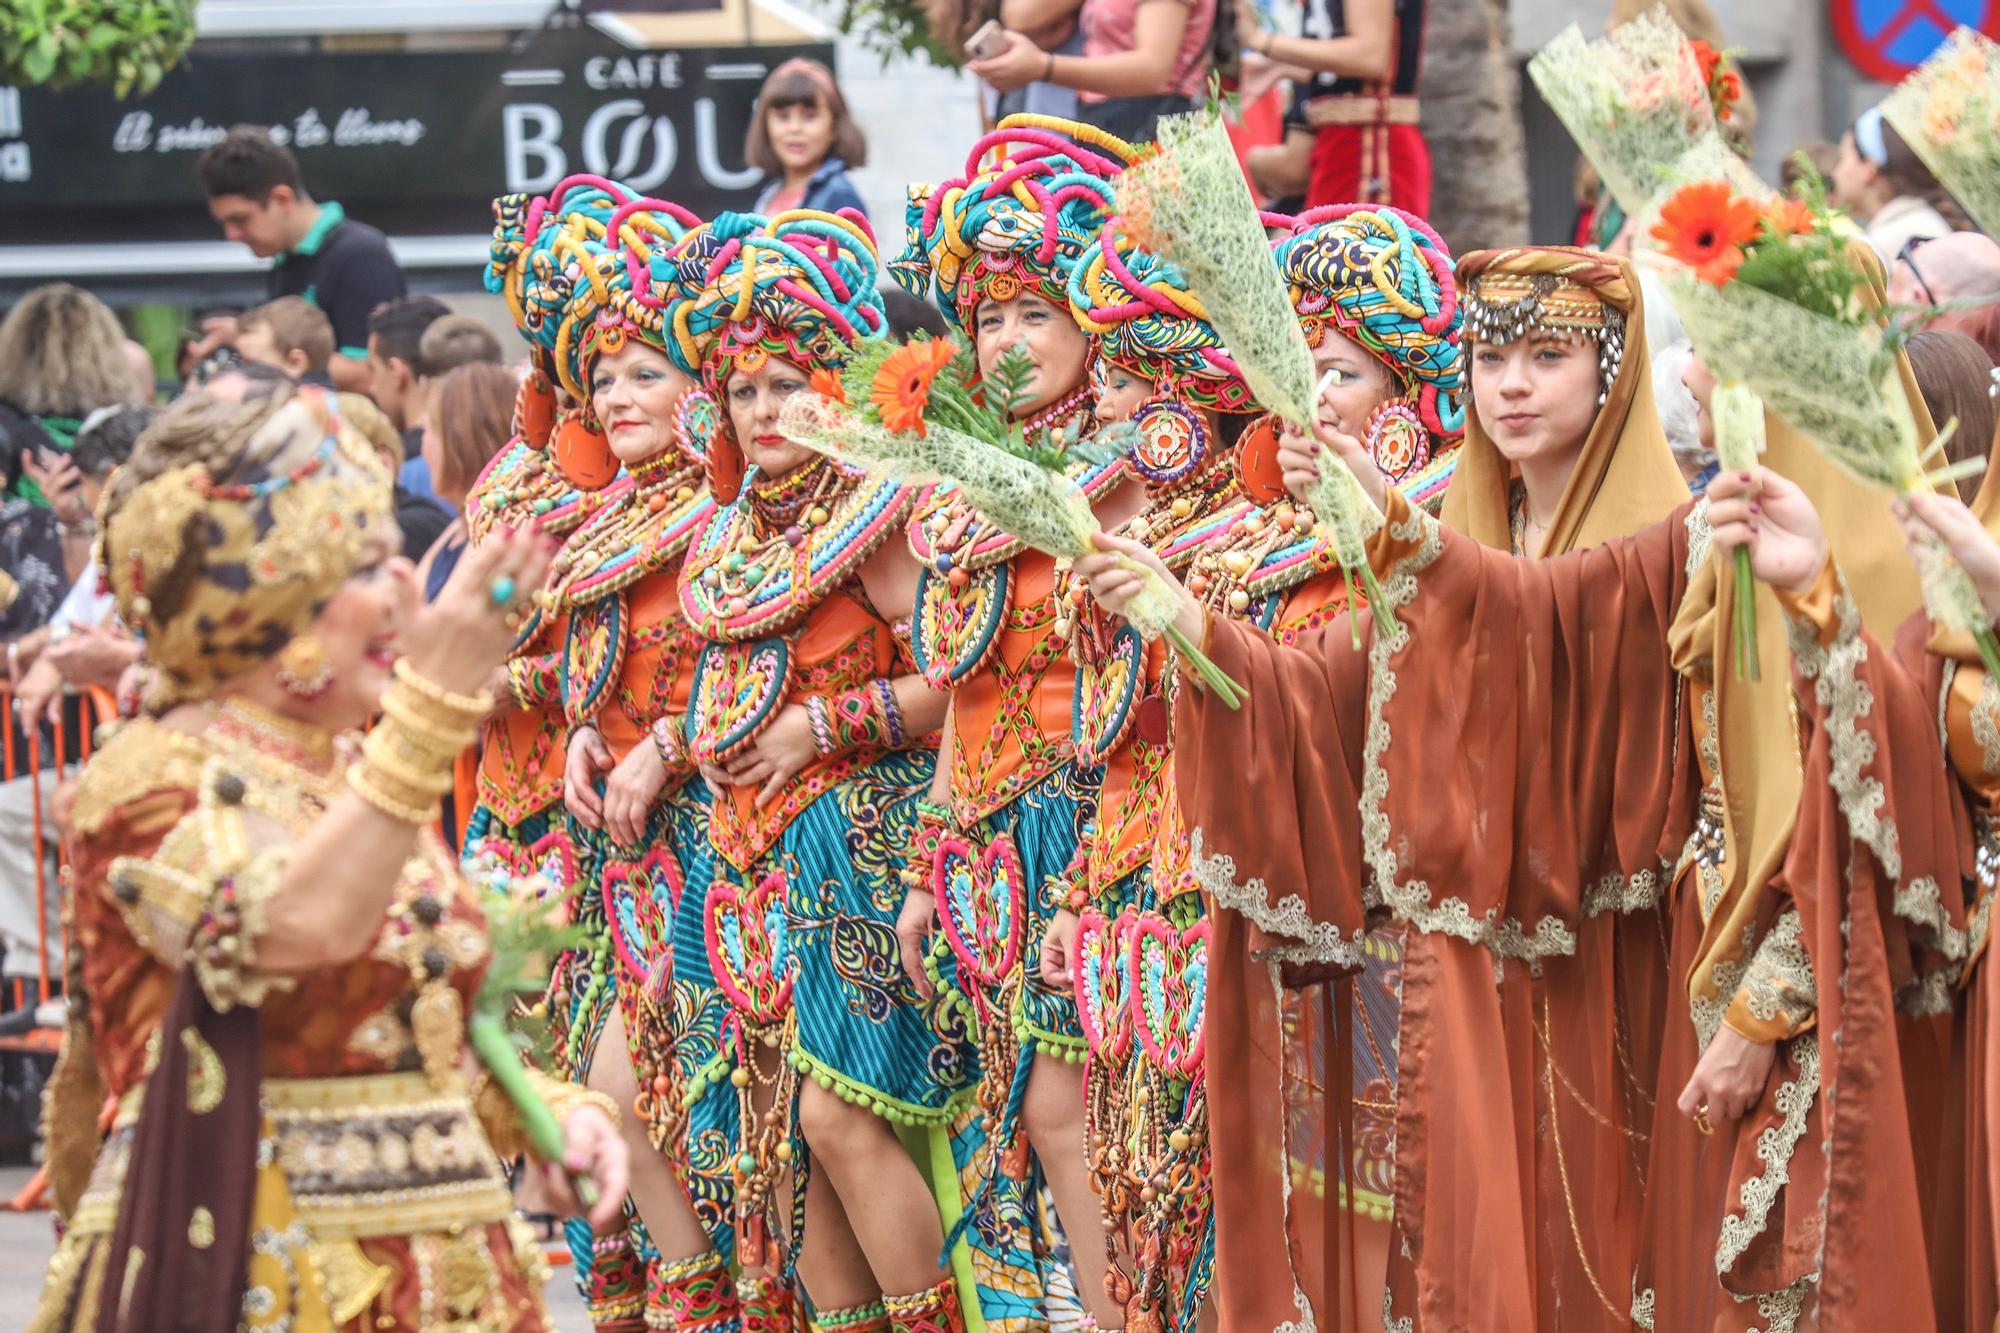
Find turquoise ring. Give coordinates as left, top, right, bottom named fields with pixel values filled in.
left=489, top=575, right=518, bottom=608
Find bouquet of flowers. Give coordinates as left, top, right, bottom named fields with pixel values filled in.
left=1528, top=6, right=1755, bottom=219
left=783, top=334, right=1246, bottom=704
left=1882, top=26, right=2000, bottom=239
left=1648, top=173, right=1998, bottom=676
left=1114, top=105, right=1392, bottom=647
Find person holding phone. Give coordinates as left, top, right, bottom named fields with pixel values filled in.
left=968, top=0, right=1219, bottom=143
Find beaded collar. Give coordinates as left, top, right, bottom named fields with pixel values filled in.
left=535, top=453, right=713, bottom=622
left=908, top=386, right=1125, bottom=575
left=681, top=461, right=915, bottom=643
left=464, top=439, right=594, bottom=545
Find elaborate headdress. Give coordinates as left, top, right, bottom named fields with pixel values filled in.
left=103, top=386, right=395, bottom=710
left=520, top=190, right=704, bottom=489
left=892, top=115, right=1139, bottom=330
left=669, top=209, right=887, bottom=503
left=1443, top=247, right=1685, bottom=556
left=1270, top=204, right=1467, bottom=501
left=1068, top=222, right=1255, bottom=485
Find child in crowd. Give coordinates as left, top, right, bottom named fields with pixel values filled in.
left=747, top=57, right=869, bottom=224
left=234, top=296, right=335, bottom=387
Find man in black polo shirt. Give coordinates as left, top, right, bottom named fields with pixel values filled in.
left=196, top=126, right=406, bottom=394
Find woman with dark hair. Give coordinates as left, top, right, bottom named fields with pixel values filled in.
left=1831, top=106, right=1953, bottom=264
left=1906, top=328, right=1999, bottom=502
left=746, top=58, right=869, bottom=224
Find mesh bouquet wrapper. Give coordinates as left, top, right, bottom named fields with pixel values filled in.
left=1669, top=272, right=2000, bottom=673
left=1882, top=26, right=2000, bottom=240
left=1528, top=6, right=1744, bottom=218
left=1116, top=108, right=1392, bottom=642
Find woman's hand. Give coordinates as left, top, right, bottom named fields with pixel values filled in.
left=565, top=727, right=613, bottom=830
left=22, top=450, right=86, bottom=527
left=1074, top=531, right=1204, bottom=644
left=1676, top=1024, right=1778, bottom=1126
left=602, top=740, right=667, bottom=849
left=895, top=889, right=938, bottom=999
left=1277, top=417, right=1387, bottom=512
left=45, top=623, right=140, bottom=689
left=968, top=30, right=1049, bottom=92
left=401, top=527, right=553, bottom=697
left=717, top=703, right=819, bottom=807
left=1897, top=489, right=2000, bottom=623
left=1040, top=907, right=1080, bottom=988
left=1706, top=468, right=1828, bottom=593
left=538, top=1105, right=629, bottom=1233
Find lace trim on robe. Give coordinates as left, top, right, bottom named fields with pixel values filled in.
left=1187, top=828, right=1368, bottom=969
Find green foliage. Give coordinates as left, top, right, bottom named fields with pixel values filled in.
left=475, top=882, right=586, bottom=1064
left=1732, top=171, right=1873, bottom=330
left=833, top=0, right=959, bottom=68
left=0, top=0, right=196, bottom=98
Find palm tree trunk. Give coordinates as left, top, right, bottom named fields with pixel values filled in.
left=1418, top=0, right=1530, bottom=253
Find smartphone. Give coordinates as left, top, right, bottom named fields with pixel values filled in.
left=965, top=19, right=1009, bottom=61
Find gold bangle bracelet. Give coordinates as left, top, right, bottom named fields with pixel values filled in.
left=362, top=720, right=462, bottom=783
left=380, top=681, right=486, bottom=742
left=353, top=750, right=447, bottom=806
left=393, top=658, right=495, bottom=722
left=348, top=764, right=436, bottom=825
left=359, top=740, right=458, bottom=799
left=378, top=690, right=479, bottom=752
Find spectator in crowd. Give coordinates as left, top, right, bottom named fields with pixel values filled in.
left=747, top=59, right=870, bottom=222
left=1781, top=141, right=1840, bottom=196
left=365, top=296, right=462, bottom=504
left=178, top=306, right=245, bottom=384
left=123, top=339, right=158, bottom=404
left=196, top=125, right=407, bottom=393
left=969, top=0, right=1217, bottom=143
left=881, top=286, right=952, bottom=341
left=404, top=313, right=506, bottom=507
left=1888, top=230, right=2000, bottom=318
left=336, top=389, right=451, bottom=564
left=235, top=296, right=337, bottom=388
left=0, top=285, right=148, bottom=641
left=3, top=406, right=156, bottom=990
left=1905, top=329, right=1999, bottom=502
left=414, top=362, right=520, bottom=600
left=1830, top=106, right=1953, bottom=265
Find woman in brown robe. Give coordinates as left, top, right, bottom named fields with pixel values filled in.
left=1073, top=247, right=1942, bottom=1328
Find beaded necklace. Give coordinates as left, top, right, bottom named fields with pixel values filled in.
left=465, top=439, right=595, bottom=545
left=681, top=462, right=914, bottom=643
left=540, top=452, right=712, bottom=615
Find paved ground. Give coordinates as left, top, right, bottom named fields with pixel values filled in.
left=0, top=1164, right=592, bottom=1331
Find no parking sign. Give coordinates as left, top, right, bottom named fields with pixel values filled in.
left=1832, top=0, right=2000, bottom=81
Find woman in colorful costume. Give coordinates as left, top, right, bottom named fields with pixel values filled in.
left=667, top=207, right=973, bottom=1331
left=457, top=176, right=630, bottom=885
left=1052, top=214, right=1270, bottom=1329
left=30, top=385, right=627, bottom=1332
left=1188, top=202, right=1465, bottom=1331
left=534, top=194, right=735, bottom=1332
left=889, top=116, right=1144, bottom=1331
left=1077, top=246, right=1942, bottom=1329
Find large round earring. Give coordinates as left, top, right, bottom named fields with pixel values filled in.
left=1128, top=393, right=1210, bottom=487
left=551, top=409, right=619, bottom=490
left=276, top=635, right=335, bottom=701
left=1361, top=400, right=1431, bottom=481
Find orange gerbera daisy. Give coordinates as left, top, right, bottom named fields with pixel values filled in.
left=1651, top=181, right=1762, bottom=286
left=1763, top=196, right=1814, bottom=238
left=870, top=337, right=958, bottom=435
left=810, top=367, right=848, bottom=405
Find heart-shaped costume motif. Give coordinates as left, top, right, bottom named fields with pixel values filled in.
left=1128, top=912, right=1209, bottom=1080
left=704, top=870, right=796, bottom=1027
left=686, top=637, right=791, bottom=764
left=1074, top=908, right=1134, bottom=1059
left=604, top=846, right=682, bottom=988
left=933, top=833, right=1027, bottom=1000
left=1073, top=624, right=1144, bottom=765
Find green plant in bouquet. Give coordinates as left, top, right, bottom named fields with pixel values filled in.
left=785, top=332, right=1245, bottom=705
left=462, top=856, right=596, bottom=1199
left=1650, top=173, right=1998, bottom=677
left=0, top=0, right=194, bottom=97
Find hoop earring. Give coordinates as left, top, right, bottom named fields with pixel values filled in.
left=1128, top=383, right=1211, bottom=487
left=276, top=635, right=335, bottom=701
left=1361, top=400, right=1432, bottom=481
